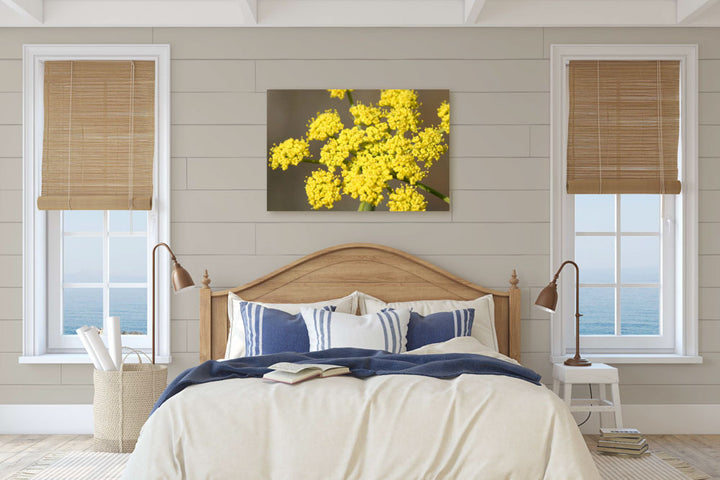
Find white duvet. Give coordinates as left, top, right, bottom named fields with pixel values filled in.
left=124, top=338, right=600, bottom=479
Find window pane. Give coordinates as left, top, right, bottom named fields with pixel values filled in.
left=576, top=236, right=615, bottom=284
left=110, top=288, right=147, bottom=335
left=109, top=211, right=131, bottom=232
left=110, top=237, right=147, bottom=282
left=63, top=237, right=103, bottom=283
left=132, top=211, right=147, bottom=233
left=63, top=288, right=103, bottom=334
left=63, top=211, right=103, bottom=233
left=621, top=287, right=660, bottom=335
left=621, top=236, right=660, bottom=283
left=621, top=195, right=660, bottom=232
left=575, top=195, right=615, bottom=232
left=579, top=287, right=615, bottom=335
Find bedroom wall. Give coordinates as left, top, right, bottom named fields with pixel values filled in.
left=0, top=27, right=718, bottom=411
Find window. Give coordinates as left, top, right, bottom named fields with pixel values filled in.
left=21, top=45, right=170, bottom=363
left=47, top=211, right=150, bottom=351
left=550, top=45, right=699, bottom=362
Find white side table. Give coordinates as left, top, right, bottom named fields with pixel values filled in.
left=552, top=362, right=623, bottom=428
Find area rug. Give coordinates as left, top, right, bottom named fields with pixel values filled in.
left=8, top=451, right=130, bottom=480
left=592, top=450, right=712, bottom=480
left=9, top=449, right=712, bottom=480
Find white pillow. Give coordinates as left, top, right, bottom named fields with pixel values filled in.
left=358, top=292, right=498, bottom=352
left=301, top=308, right=411, bottom=353
left=225, top=291, right=358, bottom=359
left=405, top=337, right=519, bottom=366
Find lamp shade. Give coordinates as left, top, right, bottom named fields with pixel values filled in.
left=171, top=261, right=195, bottom=293
left=534, top=281, right=558, bottom=313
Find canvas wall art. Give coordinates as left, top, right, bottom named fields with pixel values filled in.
left=267, top=89, right=450, bottom=211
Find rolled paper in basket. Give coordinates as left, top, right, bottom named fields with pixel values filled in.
left=79, top=326, right=116, bottom=371
left=107, top=316, right=122, bottom=371
left=76, top=326, right=102, bottom=370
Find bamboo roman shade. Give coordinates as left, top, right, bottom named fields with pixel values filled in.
left=567, top=60, right=681, bottom=195
left=38, top=60, right=155, bottom=210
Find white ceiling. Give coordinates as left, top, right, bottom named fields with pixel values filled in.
left=1, top=0, right=720, bottom=27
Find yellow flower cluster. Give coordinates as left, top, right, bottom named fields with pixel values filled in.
left=268, top=138, right=310, bottom=171
left=343, top=151, right=393, bottom=206
left=379, top=89, right=420, bottom=134
left=411, top=127, right=447, bottom=169
left=269, top=89, right=450, bottom=211
left=307, top=109, right=344, bottom=141
left=305, top=170, right=342, bottom=209
left=328, top=89, right=354, bottom=100
left=387, top=185, right=428, bottom=212
left=437, top=101, right=450, bottom=134
left=319, top=127, right=365, bottom=169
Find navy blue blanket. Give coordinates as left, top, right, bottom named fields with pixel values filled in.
left=152, top=348, right=541, bottom=414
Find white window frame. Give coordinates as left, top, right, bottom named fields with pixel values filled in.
left=550, top=44, right=700, bottom=364
left=21, top=44, right=171, bottom=364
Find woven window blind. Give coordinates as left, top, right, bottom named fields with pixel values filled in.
left=37, top=60, right=155, bottom=210
left=567, top=60, right=681, bottom=195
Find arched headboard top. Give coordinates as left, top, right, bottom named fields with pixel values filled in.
left=199, top=243, right=521, bottom=362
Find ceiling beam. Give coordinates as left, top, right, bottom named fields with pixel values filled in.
left=237, top=0, right=257, bottom=23
left=677, top=0, right=720, bottom=23
left=1, top=0, right=43, bottom=23
left=464, top=0, right=487, bottom=24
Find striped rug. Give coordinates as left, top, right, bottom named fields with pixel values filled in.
left=8, top=449, right=712, bottom=479
left=8, top=451, right=130, bottom=480
left=592, top=450, right=711, bottom=480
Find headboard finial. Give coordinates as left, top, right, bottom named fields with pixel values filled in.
left=201, top=269, right=211, bottom=289
left=509, top=269, right=519, bottom=290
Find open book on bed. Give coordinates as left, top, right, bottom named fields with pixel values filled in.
left=263, top=362, right=350, bottom=385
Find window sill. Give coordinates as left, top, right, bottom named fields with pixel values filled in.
left=18, top=354, right=173, bottom=365
left=550, top=354, right=703, bottom=364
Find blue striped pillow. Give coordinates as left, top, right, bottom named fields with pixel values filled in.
left=240, top=302, right=335, bottom=357
left=301, top=308, right=411, bottom=353
left=406, top=308, right=475, bottom=350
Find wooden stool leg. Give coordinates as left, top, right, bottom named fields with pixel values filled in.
left=563, top=383, right=572, bottom=407
left=553, top=378, right=560, bottom=396
left=611, top=382, right=623, bottom=428
left=598, top=383, right=607, bottom=428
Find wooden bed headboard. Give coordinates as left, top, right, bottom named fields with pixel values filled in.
left=199, top=243, right=521, bottom=363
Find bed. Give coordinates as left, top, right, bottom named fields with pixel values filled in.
left=124, top=243, right=600, bottom=479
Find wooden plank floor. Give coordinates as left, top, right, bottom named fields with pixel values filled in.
left=585, top=434, right=720, bottom=479
left=0, top=434, right=717, bottom=479
left=0, top=435, right=94, bottom=480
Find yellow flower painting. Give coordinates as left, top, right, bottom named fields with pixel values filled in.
left=267, top=89, right=450, bottom=212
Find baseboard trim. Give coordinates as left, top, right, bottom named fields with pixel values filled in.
left=577, top=404, right=720, bottom=434
left=0, top=404, right=93, bottom=434
left=1, top=403, right=718, bottom=435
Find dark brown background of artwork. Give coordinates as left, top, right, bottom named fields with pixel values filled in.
left=267, top=89, right=450, bottom=211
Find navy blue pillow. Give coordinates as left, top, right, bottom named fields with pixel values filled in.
left=406, top=308, right=475, bottom=350
left=240, top=302, right=335, bottom=356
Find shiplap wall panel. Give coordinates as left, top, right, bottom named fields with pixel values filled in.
left=255, top=60, right=550, bottom=92
left=0, top=28, right=153, bottom=58
left=171, top=60, right=256, bottom=92
left=0, top=126, right=21, bottom=157
left=0, top=27, right=717, bottom=405
left=451, top=158, right=550, bottom=190
left=700, top=288, right=720, bottom=319
left=0, top=159, right=21, bottom=189
left=186, top=157, right=266, bottom=190
left=155, top=28, right=544, bottom=60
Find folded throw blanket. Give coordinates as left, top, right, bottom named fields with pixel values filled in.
left=153, top=348, right=541, bottom=414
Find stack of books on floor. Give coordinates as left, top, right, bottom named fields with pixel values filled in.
left=597, top=428, right=648, bottom=456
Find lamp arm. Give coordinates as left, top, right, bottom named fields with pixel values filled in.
left=552, top=260, right=581, bottom=320
left=152, top=242, right=177, bottom=262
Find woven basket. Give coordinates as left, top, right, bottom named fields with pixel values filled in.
left=93, top=349, right=167, bottom=453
